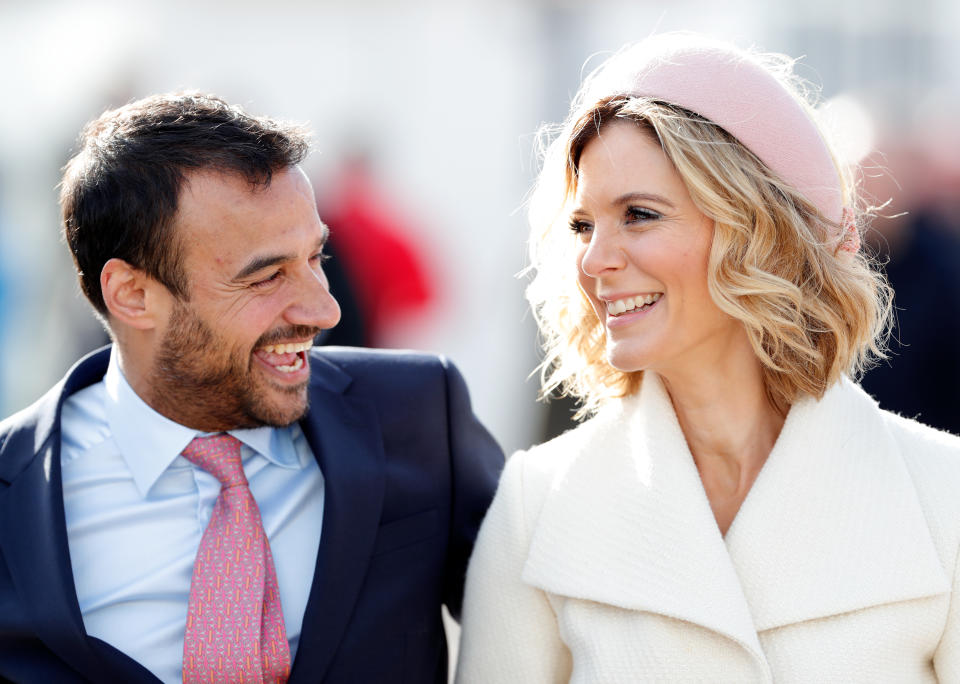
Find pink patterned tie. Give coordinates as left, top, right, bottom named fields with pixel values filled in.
left=181, top=434, right=291, bottom=684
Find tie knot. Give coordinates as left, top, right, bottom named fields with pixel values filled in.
left=181, top=434, right=247, bottom=488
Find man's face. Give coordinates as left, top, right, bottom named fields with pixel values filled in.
left=145, top=167, right=341, bottom=431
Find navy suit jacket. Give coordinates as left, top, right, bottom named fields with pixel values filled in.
left=0, top=346, right=504, bottom=683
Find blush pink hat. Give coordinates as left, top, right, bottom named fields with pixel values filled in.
left=581, top=33, right=846, bottom=230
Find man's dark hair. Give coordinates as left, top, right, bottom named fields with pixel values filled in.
left=59, top=91, right=309, bottom=316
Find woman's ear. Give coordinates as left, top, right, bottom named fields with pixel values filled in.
left=100, top=258, right=169, bottom=330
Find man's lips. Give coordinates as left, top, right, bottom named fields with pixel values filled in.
left=259, top=340, right=315, bottom=354
left=254, top=339, right=313, bottom=374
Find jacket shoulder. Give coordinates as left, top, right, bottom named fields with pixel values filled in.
left=0, top=384, right=61, bottom=483
left=0, top=393, right=44, bottom=437
left=885, top=411, right=960, bottom=555
left=310, top=346, right=449, bottom=387
left=888, top=410, right=960, bottom=487
left=504, top=410, right=612, bottom=529
left=0, top=346, right=110, bottom=484
left=313, top=345, right=446, bottom=368
left=307, top=346, right=470, bottom=422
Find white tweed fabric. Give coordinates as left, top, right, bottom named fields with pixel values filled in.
left=455, top=374, right=960, bottom=683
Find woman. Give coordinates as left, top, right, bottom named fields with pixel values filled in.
left=456, top=34, right=960, bottom=682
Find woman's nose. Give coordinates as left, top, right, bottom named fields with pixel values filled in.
left=579, top=226, right=625, bottom=278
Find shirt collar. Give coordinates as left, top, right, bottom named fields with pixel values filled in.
left=228, top=425, right=303, bottom=470
left=104, top=350, right=303, bottom=497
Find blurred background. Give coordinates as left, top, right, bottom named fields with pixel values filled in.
left=1, top=0, right=959, bottom=453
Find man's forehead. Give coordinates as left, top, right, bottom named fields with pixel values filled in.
left=175, top=167, right=314, bottom=228
left=178, top=165, right=312, bottom=202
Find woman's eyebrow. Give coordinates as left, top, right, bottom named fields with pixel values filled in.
left=612, top=192, right=676, bottom=209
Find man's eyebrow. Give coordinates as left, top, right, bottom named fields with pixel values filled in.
left=233, top=234, right=328, bottom=281
left=233, top=253, right=294, bottom=281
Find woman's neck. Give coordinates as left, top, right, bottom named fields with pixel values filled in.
left=658, top=336, right=786, bottom=536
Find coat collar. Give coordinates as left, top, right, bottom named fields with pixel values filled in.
left=723, top=375, right=949, bottom=630
left=522, top=373, right=948, bottom=670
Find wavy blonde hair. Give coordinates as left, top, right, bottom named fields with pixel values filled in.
left=527, top=93, right=892, bottom=418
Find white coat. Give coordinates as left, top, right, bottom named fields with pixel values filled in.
left=456, top=374, right=960, bottom=683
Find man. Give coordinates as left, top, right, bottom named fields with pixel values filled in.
left=0, top=93, right=503, bottom=683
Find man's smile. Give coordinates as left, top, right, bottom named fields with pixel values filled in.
left=254, top=339, right=313, bottom=376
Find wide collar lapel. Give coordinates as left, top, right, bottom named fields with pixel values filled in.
left=290, top=351, right=386, bottom=683
left=0, top=346, right=159, bottom=682
left=0, top=419, right=106, bottom=677
left=522, top=373, right=769, bottom=672
left=724, top=376, right=949, bottom=631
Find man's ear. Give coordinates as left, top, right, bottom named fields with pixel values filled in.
left=101, top=258, right=170, bottom=330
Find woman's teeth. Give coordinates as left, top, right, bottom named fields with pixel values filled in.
left=606, top=293, right=662, bottom=316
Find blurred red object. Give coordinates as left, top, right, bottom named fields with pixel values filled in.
left=319, top=158, right=433, bottom=345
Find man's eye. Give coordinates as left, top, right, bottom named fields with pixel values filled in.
left=310, top=252, right=331, bottom=264
left=252, top=271, right=281, bottom=288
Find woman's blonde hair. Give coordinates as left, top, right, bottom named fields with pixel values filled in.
left=527, top=88, right=892, bottom=418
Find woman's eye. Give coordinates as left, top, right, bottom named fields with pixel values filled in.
left=626, top=206, right=661, bottom=223
left=568, top=219, right=592, bottom=235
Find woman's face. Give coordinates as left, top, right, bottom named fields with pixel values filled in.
left=572, top=120, right=744, bottom=378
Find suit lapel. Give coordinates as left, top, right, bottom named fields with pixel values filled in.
left=522, top=373, right=770, bottom=674
left=724, top=377, right=949, bottom=631
left=0, top=347, right=159, bottom=682
left=290, top=353, right=386, bottom=682
left=0, top=437, right=108, bottom=679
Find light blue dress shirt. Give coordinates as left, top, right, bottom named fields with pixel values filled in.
left=60, top=350, right=324, bottom=684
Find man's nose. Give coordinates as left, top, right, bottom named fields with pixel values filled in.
left=284, top=266, right=342, bottom=331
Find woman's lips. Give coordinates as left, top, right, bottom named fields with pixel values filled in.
left=604, top=293, right=663, bottom=327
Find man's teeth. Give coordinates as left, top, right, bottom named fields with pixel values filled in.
left=259, top=340, right=311, bottom=372
left=275, top=356, right=304, bottom=373
left=606, top=293, right=662, bottom=316
left=259, top=340, right=313, bottom=354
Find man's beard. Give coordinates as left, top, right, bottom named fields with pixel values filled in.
left=148, top=302, right=318, bottom=431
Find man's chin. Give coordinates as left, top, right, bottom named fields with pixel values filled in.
left=245, top=387, right=310, bottom=428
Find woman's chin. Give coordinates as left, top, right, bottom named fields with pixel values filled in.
left=605, top=347, right=651, bottom=374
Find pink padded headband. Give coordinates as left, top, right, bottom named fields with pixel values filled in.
left=583, top=35, right=846, bottom=229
